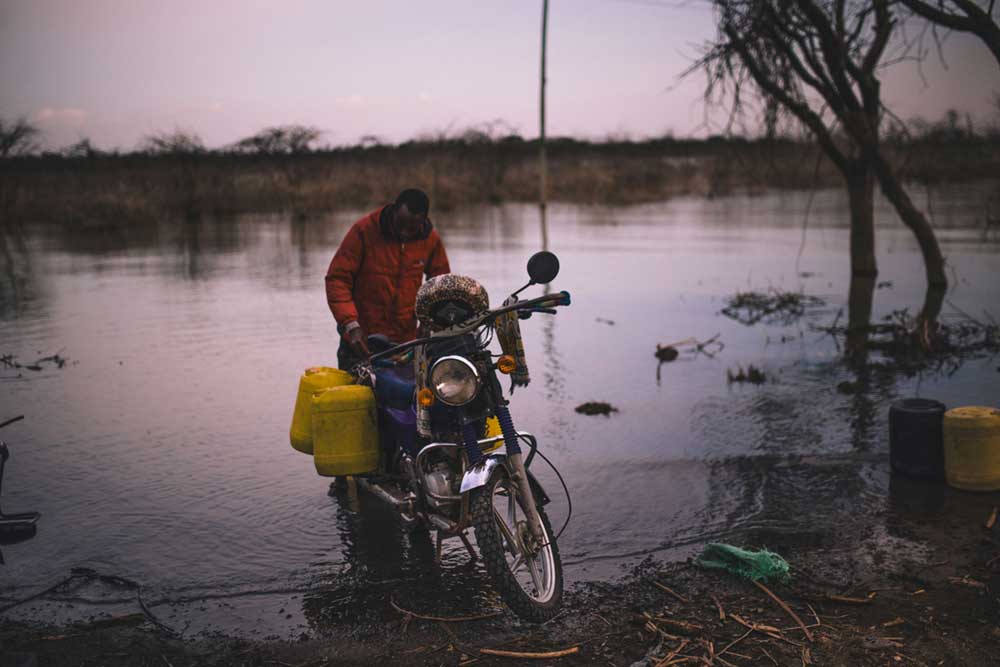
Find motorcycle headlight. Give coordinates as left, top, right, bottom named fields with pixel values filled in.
left=429, top=356, right=481, bottom=406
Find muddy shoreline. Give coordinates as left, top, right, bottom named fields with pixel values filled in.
left=4, top=478, right=999, bottom=667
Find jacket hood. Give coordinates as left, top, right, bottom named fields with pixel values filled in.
left=378, top=204, right=432, bottom=242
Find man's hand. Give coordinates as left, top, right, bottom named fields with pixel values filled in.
left=346, top=325, right=370, bottom=359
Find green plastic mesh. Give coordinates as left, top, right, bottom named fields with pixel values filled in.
left=695, top=543, right=791, bottom=583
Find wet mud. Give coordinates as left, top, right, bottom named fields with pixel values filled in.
left=3, top=476, right=999, bottom=666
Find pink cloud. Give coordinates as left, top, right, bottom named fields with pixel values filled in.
left=33, top=107, right=88, bottom=125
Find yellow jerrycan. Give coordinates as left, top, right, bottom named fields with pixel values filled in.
left=289, top=367, right=354, bottom=454
left=311, top=384, right=380, bottom=476
left=943, top=406, right=1000, bottom=491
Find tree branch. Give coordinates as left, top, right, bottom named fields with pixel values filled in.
left=722, top=23, right=851, bottom=174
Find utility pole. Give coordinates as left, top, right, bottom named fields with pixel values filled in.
left=539, top=0, right=549, bottom=210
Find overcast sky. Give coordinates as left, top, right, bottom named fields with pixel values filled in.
left=2, top=0, right=997, bottom=150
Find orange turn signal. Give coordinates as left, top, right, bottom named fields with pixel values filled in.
left=417, top=387, right=435, bottom=407
left=497, top=355, right=517, bottom=375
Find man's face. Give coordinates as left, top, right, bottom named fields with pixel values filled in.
left=394, top=204, right=426, bottom=242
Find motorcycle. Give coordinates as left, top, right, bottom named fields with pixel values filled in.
left=344, top=251, right=570, bottom=622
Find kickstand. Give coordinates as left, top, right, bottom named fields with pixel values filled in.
left=459, top=531, right=477, bottom=562
left=434, top=531, right=443, bottom=566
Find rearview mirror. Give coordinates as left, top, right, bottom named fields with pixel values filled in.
left=527, top=251, right=560, bottom=285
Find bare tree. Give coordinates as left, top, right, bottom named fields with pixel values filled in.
left=900, top=0, right=1000, bottom=67
left=140, top=129, right=205, bottom=155
left=232, top=125, right=322, bottom=154
left=694, top=0, right=947, bottom=288
left=61, top=137, right=103, bottom=158
left=0, top=117, right=40, bottom=157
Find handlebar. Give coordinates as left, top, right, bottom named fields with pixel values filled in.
left=367, top=290, right=571, bottom=362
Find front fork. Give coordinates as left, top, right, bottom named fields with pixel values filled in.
left=491, top=406, right=547, bottom=545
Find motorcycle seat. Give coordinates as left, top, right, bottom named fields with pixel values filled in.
left=373, top=365, right=415, bottom=410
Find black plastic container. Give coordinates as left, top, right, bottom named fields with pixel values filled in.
left=889, top=398, right=946, bottom=478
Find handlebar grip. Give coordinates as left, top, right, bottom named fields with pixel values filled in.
left=537, top=291, right=571, bottom=308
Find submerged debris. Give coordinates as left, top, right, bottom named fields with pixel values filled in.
left=656, top=334, right=725, bottom=362
left=575, top=402, right=619, bottom=416
left=815, top=307, right=1000, bottom=375
left=1, top=351, right=70, bottom=373
left=727, top=365, right=766, bottom=385
left=836, top=380, right=864, bottom=395
left=655, top=345, right=679, bottom=362
left=722, top=290, right=825, bottom=326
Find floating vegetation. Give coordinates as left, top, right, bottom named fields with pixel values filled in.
left=815, top=306, right=999, bottom=375
left=721, top=289, right=825, bottom=326
left=655, top=345, right=679, bottom=362
left=656, top=334, right=724, bottom=361
left=727, top=365, right=767, bottom=385
left=1, top=351, right=70, bottom=375
left=575, top=402, right=619, bottom=416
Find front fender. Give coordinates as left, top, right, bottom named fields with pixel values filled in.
left=460, top=455, right=504, bottom=493
left=459, top=455, right=551, bottom=505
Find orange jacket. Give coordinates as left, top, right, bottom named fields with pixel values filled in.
left=325, top=206, right=450, bottom=343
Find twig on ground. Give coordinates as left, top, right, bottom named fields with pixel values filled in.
left=948, top=576, right=987, bottom=589
left=389, top=598, right=501, bottom=622
left=985, top=506, right=998, bottom=530
left=479, top=646, right=579, bottom=659
left=730, top=614, right=781, bottom=635
left=717, top=628, right=753, bottom=658
left=806, top=603, right=820, bottom=629
left=752, top=580, right=813, bottom=642
left=652, top=639, right=690, bottom=667
left=652, top=580, right=690, bottom=604
left=651, top=616, right=705, bottom=634
left=824, top=594, right=871, bottom=605
left=760, top=647, right=779, bottom=666
left=730, top=614, right=805, bottom=647
left=709, top=593, right=726, bottom=621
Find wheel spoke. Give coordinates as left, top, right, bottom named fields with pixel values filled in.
left=524, top=553, right=543, bottom=594
left=509, top=553, right=525, bottom=573
left=493, top=508, right=518, bottom=553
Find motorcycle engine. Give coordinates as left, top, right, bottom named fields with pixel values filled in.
left=423, top=462, right=457, bottom=509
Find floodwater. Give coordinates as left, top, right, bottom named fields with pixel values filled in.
left=2, top=182, right=999, bottom=636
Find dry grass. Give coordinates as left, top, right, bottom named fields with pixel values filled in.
left=2, top=135, right=998, bottom=223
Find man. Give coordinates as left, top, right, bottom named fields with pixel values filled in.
left=325, top=188, right=450, bottom=368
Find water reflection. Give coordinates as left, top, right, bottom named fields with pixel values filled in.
left=0, top=225, right=45, bottom=320
left=300, top=485, right=494, bottom=634
left=1, top=185, right=998, bottom=625
left=0, top=524, right=37, bottom=566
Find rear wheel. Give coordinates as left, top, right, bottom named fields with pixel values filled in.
left=470, top=466, right=563, bottom=622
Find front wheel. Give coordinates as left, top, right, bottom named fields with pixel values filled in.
left=470, top=466, right=563, bottom=622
